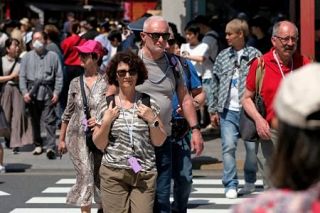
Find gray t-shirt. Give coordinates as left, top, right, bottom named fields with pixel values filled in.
left=136, top=52, right=185, bottom=135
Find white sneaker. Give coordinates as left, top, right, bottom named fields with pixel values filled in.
left=238, top=182, right=255, bottom=195
left=225, top=188, right=237, bottom=199
left=0, top=165, right=6, bottom=173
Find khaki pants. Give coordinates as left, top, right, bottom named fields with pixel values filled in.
left=100, top=165, right=157, bottom=213
left=256, top=128, right=278, bottom=189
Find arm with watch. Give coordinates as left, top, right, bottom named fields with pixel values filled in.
left=176, top=83, right=204, bottom=156
left=136, top=102, right=167, bottom=147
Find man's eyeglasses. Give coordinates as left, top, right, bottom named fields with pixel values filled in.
left=116, top=69, right=137, bottom=77
left=274, top=35, right=299, bottom=44
left=144, top=32, right=170, bottom=41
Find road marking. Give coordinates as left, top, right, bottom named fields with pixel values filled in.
left=10, top=208, right=225, bottom=213
left=43, top=186, right=263, bottom=195
left=0, top=190, right=10, bottom=196
left=10, top=208, right=98, bottom=213
left=56, top=178, right=264, bottom=186
left=193, top=179, right=263, bottom=186
left=27, top=196, right=248, bottom=205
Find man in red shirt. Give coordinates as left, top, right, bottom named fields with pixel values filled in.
left=242, top=20, right=310, bottom=188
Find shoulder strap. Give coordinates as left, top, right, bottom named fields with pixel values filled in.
left=79, top=75, right=91, bottom=119
left=255, top=57, right=265, bottom=94
left=8, top=59, right=18, bottom=76
left=140, top=93, right=151, bottom=107
left=106, top=94, right=116, bottom=108
left=0, top=57, right=3, bottom=76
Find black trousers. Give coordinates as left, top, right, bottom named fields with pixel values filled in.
left=28, top=99, right=57, bottom=150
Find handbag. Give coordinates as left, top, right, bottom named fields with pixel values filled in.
left=79, top=75, right=102, bottom=154
left=0, top=105, right=10, bottom=137
left=239, top=57, right=266, bottom=141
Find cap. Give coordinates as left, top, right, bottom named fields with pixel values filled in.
left=274, top=63, right=320, bottom=129
left=20, top=17, right=30, bottom=26
left=75, top=40, right=106, bottom=57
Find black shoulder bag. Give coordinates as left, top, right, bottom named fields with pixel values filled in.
left=79, top=75, right=102, bottom=153
left=239, top=57, right=266, bottom=141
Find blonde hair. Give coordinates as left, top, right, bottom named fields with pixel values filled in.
left=226, top=18, right=249, bottom=38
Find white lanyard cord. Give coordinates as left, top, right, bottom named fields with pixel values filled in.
left=119, top=95, right=136, bottom=149
left=273, top=50, right=293, bottom=79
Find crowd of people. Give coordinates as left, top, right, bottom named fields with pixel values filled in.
left=0, top=10, right=319, bottom=213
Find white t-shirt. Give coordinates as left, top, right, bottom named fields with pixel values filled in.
left=180, top=42, right=208, bottom=77
left=202, top=31, right=219, bottom=79
left=226, top=49, right=244, bottom=111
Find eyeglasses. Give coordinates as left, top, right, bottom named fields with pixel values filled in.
left=116, top=69, right=137, bottom=77
left=144, top=32, right=171, bottom=41
left=274, top=35, right=299, bottom=44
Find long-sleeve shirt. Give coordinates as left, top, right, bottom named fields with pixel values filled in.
left=208, top=46, right=261, bottom=113
left=19, top=49, right=63, bottom=100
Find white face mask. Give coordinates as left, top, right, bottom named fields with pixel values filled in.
left=33, top=40, right=44, bottom=50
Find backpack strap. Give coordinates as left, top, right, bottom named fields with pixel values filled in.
left=106, top=94, right=116, bottom=107
left=140, top=92, right=151, bottom=107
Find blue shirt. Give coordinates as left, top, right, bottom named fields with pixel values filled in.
left=172, top=59, right=202, bottom=119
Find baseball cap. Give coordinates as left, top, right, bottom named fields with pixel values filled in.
left=75, top=40, right=106, bottom=57
left=274, top=63, right=320, bottom=129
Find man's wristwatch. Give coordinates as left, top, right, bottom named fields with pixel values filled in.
left=149, top=119, right=159, bottom=128
left=190, top=124, right=201, bottom=131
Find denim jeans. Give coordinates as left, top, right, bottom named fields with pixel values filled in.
left=219, top=108, right=257, bottom=190
left=153, top=137, right=172, bottom=213
left=171, top=134, right=193, bottom=213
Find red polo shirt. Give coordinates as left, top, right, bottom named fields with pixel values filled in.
left=61, top=34, right=86, bottom=66
left=246, top=48, right=310, bottom=124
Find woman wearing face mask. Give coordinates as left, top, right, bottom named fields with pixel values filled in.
left=0, top=38, right=33, bottom=156
left=58, top=40, right=107, bottom=213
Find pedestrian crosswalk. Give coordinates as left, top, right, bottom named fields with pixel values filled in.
left=10, top=177, right=263, bottom=213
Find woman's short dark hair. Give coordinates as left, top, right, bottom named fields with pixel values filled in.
left=5, top=38, right=20, bottom=50
left=106, top=51, right=148, bottom=87
left=270, top=121, right=320, bottom=190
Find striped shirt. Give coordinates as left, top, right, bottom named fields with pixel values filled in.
left=208, top=46, right=261, bottom=113
left=96, top=93, right=160, bottom=172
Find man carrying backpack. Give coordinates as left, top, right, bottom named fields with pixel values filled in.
left=136, top=16, right=204, bottom=213
left=194, top=15, right=224, bottom=130
left=167, top=29, right=206, bottom=213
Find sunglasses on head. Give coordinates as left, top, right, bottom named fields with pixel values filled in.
left=144, top=32, right=171, bottom=41
left=116, top=69, right=137, bottom=77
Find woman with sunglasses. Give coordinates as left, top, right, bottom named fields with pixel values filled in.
left=93, top=51, right=166, bottom=213
left=58, top=40, right=107, bottom=213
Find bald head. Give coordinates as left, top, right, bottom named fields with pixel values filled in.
left=272, top=21, right=298, bottom=37
left=143, top=16, right=169, bottom=32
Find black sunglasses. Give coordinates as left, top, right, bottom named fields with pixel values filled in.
left=116, top=69, right=137, bottom=77
left=144, top=32, right=170, bottom=41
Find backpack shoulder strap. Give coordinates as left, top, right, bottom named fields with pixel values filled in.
left=106, top=94, right=116, bottom=108
left=140, top=93, right=151, bottom=107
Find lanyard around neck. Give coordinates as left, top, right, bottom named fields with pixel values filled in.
left=119, top=95, right=136, bottom=149
left=273, top=50, right=293, bottom=79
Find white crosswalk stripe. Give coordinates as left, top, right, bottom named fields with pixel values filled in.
left=10, top=177, right=264, bottom=212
